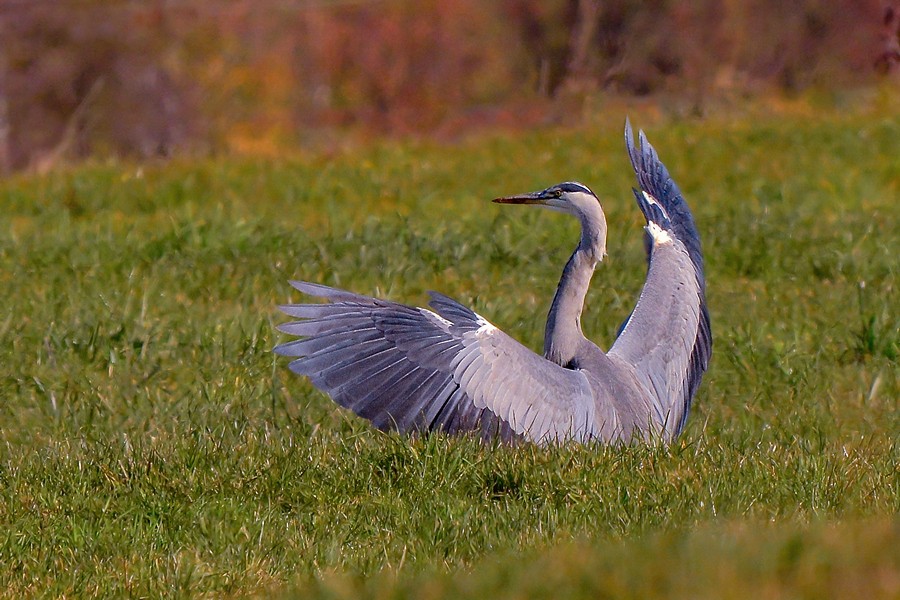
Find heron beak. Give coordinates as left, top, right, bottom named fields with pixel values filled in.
left=492, top=191, right=550, bottom=205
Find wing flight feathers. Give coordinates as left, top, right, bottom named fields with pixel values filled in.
left=614, top=121, right=712, bottom=437
left=275, top=282, right=600, bottom=443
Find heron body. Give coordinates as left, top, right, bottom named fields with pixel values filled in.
left=275, top=121, right=711, bottom=445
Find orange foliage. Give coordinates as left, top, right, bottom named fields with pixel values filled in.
left=0, top=0, right=894, bottom=169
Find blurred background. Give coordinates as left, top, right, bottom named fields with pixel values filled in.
left=1, top=0, right=898, bottom=173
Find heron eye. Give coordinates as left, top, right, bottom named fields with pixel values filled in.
left=553, top=189, right=562, bottom=198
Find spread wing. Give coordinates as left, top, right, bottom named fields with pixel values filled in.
left=610, top=122, right=712, bottom=438
left=275, top=281, right=602, bottom=444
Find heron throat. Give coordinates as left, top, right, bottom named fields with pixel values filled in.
left=543, top=224, right=606, bottom=368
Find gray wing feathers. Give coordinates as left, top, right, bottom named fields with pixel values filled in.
left=614, top=122, right=712, bottom=438
left=625, top=121, right=703, bottom=276
left=610, top=225, right=703, bottom=437
left=428, top=293, right=599, bottom=443
left=276, top=282, right=599, bottom=443
left=474, top=336, right=597, bottom=442
left=275, top=281, right=510, bottom=438
left=624, top=121, right=712, bottom=412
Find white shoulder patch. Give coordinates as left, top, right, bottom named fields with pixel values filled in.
left=474, top=314, right=498, bottom=335
left=646, top=221, right=673, bottom=245
left=642, top=191, right=670, bottom=220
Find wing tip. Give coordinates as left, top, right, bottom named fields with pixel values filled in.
left=625, top=118, right=661, bottom=181
left=623, top=118, right=663, bottom=174
left=288, top=280, right=334, bottom=296
left=276, top=303, right=304, bottom=315
left=624, top=117, right=639, bottom=170
left=285, top=280, right=383, bottom=306
left=272, top=342, right=293, bottom=356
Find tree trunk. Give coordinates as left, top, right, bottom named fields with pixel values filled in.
left=0, top=87, right=11, bottom=176
left=563, top=0, right=602, bottom=91
left=0, top=29, right=11, bottom=174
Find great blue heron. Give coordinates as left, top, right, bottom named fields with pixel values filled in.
left=275, top=121, right=711, bottom=444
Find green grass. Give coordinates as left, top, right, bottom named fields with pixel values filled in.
left=0, top=108, right=897, bottom=597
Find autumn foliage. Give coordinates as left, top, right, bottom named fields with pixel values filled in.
left=0, top=0, right=897, bottom=171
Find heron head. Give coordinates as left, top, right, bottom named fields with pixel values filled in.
left=493, top=181, right=600, bottom=217
left=494, top=181, right=607, bottom=257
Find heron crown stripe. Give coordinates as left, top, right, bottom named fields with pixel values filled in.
left=557, top=182, right=594, bottom=195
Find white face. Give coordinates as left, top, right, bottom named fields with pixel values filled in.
left=550, top=190, right=601, bottom=216
left=529, top=181, right=599, bottom=216
left=493, top=180, right=607, bottom=258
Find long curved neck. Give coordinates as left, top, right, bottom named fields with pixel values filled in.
left=543, top=211, right=607, bottom=367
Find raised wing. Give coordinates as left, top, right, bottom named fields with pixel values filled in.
left=275, top=281, right=603, bottom=444
left=610, top=122, right=712, bottom=438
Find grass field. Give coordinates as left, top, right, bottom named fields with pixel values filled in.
left=0, top=106, right=897, bottom=597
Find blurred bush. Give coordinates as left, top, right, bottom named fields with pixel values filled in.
left=0, top=0, right=895, bottom=171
